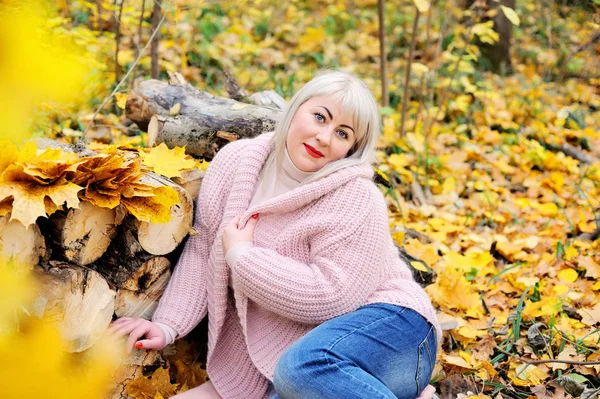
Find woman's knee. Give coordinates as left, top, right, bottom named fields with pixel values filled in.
left=273, top=340, right=326, bottom=396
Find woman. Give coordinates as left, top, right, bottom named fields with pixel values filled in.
left=110, top=71, right=441, bottom=399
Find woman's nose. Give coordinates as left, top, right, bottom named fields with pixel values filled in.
left=315, top=128, right=332, bottom=146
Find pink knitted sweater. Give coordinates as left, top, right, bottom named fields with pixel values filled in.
left=152, top=132, right=441, bottom=398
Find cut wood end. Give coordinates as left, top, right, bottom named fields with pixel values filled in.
left=167, top=71, right=187, bottom=86
left=61, top=202, right=119, bottom=266
left=216, top=131, right=239, bottom=142
left=0, top=214, right=46, bottom=267
left=137, top=180, right=194, bottom=255
left=148, top=115, right=159, bottom=147
left=33, top=264, right=116, bottom=353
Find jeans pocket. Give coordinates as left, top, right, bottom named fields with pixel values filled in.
left=415, top=325, right=436, bottom=393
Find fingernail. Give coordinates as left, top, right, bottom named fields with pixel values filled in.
left=251, top=213, right=259, bottom=219
left=135, top=342, right=143, bottom=349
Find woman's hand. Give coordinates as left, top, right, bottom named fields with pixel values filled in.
left=221, top=214, right=258, bottom=256
left=417, top=385, right=437, bottom=399
left=108, top=317, right=167, bottom=353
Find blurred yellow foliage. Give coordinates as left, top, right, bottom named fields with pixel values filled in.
left=0, top=0, right=94, bottom=144
left=0, top=259, right=121, bottom=398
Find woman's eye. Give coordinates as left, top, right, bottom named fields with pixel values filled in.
left=337, top=130, right=348, bottom=139
left=315, top=113, right=325, bottom=122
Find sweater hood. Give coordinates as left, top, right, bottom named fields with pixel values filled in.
left=232, top=132, right=375, bottom=228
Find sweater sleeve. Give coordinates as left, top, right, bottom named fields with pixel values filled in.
left=230, top=190, right=388, bottom=324
left=151, top=141, right=242, bottom=337
left=150, top=204, right=210, bottom=337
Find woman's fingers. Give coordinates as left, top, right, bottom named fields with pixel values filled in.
left=109, top=318, right=143, bottom=338
left=227, top=216, right=240, bottom=228
left=126, top=323, right=152, bottom=353
left=107, top=317, right=134, bottom=333
left=417, top=385, right=436, bottom=399
left=136, top=338, right=162, bottom=350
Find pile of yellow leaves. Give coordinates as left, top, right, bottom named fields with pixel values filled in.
left=0, top=141, right=201, bottom=228
left=381, top=71, right=600, bottom=393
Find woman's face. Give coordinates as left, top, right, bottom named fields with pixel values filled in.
left=286, top=95, right=356, bottom=172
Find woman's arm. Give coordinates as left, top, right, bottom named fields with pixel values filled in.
left=151, top=141, right=242, bottom=337
left=230, top=190, right=389, bottom=324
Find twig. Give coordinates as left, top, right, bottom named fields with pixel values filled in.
left=377, top=0, right=389, bottom=107
left=571, top=31, right=600, bottom=56
left=496, top=345, right=600, bottom=366
left=84, top=13, right=167, bottom=136
left=129, top=0, right=147, bottom=90
left=399, top=8, right=420, bottom=137
left=114, top=0, right=125, bottom=85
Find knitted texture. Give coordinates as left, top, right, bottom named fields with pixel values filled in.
left=152, top=132, right=442, bottom=398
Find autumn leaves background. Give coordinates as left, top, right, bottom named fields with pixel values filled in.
left=1, top=0, right=600, bottom=397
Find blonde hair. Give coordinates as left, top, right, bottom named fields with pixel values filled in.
left=263, top=70, right=381, bottom=185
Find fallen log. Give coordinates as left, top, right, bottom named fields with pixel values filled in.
left=126, top=78, right=282, bottom=158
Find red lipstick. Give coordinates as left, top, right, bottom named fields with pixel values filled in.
left=304, top=144, right=324, bottom=158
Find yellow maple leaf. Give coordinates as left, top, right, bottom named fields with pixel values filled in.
left=404, top=238, right=440, bottom=267
left=122, top=186, right=180, bottom=224
left=196, top=159, right=210, bottom=171
left=0, top=198, right=12, bottom=217
left=522, top=296, right=562, bottom=319
left=563, top=245, right=578, bottom=261
left=0, top=141, right=18, bottom=175
left=558, top=268, right=578, bottom=283
left=426, top=267, right=483, bottom=317
left=125, top=367, right=178, bottom=399
left=0, top=179, right=81, bottom=227
left=444, top=250, right=496, bottom=276
left=508, top=363, right=548, bottom=386
left=142, top=143, right=197, bottom=178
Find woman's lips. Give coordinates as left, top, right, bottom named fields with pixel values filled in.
left=304, top=144, right=324, bottom=158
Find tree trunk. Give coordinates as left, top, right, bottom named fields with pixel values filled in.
left=126, top=79, right=281, bottom=159
left=466, top=0, right=515, bottom=74
left=150, top=0, right=162, bottom=79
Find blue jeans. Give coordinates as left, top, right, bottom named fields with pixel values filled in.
left=268, top=303, right=437, bottom=399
